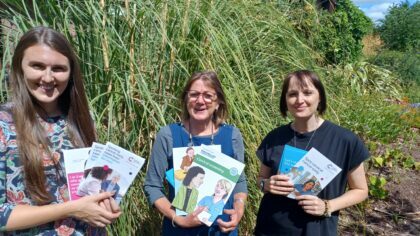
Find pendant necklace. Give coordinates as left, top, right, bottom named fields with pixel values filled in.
left=188, top=120, right=214, bottom=147
left=292, top=120, right=318, bottom=151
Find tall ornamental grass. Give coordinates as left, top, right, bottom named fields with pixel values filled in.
left=0, top=0, right=408, bottom=235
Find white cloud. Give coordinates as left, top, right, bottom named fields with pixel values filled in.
left=361, top=3, right=394, bottom=22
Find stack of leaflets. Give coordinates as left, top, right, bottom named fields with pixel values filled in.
left=168, top=145, right=244, bottom=226
left=63, top=142, right=145, bottom=204
left=278, top=145, right=342, bottom=199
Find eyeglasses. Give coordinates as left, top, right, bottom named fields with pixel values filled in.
left=187, top=90, right=217, bottom=103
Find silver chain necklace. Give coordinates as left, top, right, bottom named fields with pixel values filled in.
left=292, top=121, right=318, bottom=150
left=188, top=120, right=214, bottom=147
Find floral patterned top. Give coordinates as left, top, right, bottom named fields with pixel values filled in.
left=0, top=103, right=99, bottom=235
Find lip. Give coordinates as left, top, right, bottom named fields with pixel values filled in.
left=294, top=106, right=307, bottom=111
left=39, top=84, right=55, bottom=91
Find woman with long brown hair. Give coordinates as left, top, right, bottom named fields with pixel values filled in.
left=0, top=26, right=120, bottom=234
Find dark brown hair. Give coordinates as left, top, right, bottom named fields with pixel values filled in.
left=279, top=70, right=327, bottom=117
left=180, top=71, right=228, bottom=126
left=10, top=26, right=96, bottom=204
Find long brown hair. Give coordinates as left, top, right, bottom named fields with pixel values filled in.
left=10, top=26, right=96, bottom=204
left=180, top=71, right=228, bottom=126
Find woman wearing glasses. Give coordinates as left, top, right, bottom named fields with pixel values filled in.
left=144, top=71, right=248, bottom=235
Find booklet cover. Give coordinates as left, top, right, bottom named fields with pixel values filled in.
left=286, top=148, right=342, bottom=199
left=171, top=146, right=244, bottom=226
left=62, top=148, right=91, bottom=201
left=171, top=145, right=221, bottom=216
left=84, top=142, right=106, bottom=170
left=278, top=145, right=307, bottom=174
left=76, top=142, right=145, bottom=204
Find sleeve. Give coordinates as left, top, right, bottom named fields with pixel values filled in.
left=0, top=122, right=16, bottom=231
left=348, top=134, right=370, bottom=171
left=231, top=127, right=248, bottom=195
left=86, top=180, right=101, bottom=195
left=143, top=126, right=173, bottom=206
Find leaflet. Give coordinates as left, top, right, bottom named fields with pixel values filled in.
left=76, top=142, right=145, bottom=204
left=62, top=148, right=91, bottom=201
left=278, top=145, right=307, bottom=174
left=170, top=145, right=221, bottom=216
left=171, top=146, right=244, bottom=226
left=84, top=142, right=106, bottom=170
left=286, top=147, right=342, bottom=199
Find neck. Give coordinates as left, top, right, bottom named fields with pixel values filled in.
left=292, top=116, right=323, bottom=133
left=36, top=102, right=62, bottom=118
left=185, top=118, right=214, bottom=136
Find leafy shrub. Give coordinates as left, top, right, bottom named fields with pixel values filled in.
left=370, top=50, right=420, bottom=86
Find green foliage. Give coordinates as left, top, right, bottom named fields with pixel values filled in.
left=378, top=1, right=420, bottom=51
left=368, top=176, right=388, bottom=199
left=286, top=0, right=373, bottom=64
left=0, top=0, right=416, bottom=235
left=370, top=50, right=420, bottom=86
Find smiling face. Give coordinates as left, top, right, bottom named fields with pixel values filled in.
left=303, top=181, right=315, bottom=191
left=285, top=77, right=320, bottom=120
left=21, top=44, right=70, bottom=115
left=186, top=79, right=219, bottom=124
left=186, top=148, right=195, bottom=158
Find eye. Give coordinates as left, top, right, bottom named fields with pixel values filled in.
left=30, top=63, right=45, bottom=70
left=52, top=66, right=68, bottom=72
left=203, top=93, right=215, bottom=100
left=188, top=91, right=200, bottom=98
left=287, top=92, right=298, bottom=97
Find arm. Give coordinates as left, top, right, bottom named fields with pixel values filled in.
left=296, top=164, right=368, bottom=216
left=217, top=127, right=248, bottom=232
left=143, top=126, right=203, bottom=228
left=327, top=164, right=368, bottom=212
left=156, top=196, right=205, bottom=228
left=5, top=192, right=120, bottom=231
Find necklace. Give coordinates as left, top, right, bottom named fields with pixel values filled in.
left=292, top=120, right=318, bottom=150
left=187, top=120, right=214, bottom=147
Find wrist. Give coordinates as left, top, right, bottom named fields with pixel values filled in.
left=322, top=200, right=331, bottom=217
left=62, top=200, right=75, bottom=218
left=259, top=179, right=267, bottom=192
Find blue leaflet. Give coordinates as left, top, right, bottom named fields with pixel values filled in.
left=278, top=145, right=307, bottom=174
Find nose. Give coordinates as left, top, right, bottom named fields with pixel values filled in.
left=195, top=94, right=205, bottom=103
left=42, top=69, right=54, bottom=83
left=296, top=93, right=304, bottom=103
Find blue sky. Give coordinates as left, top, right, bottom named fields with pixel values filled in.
left=352, top=0, right=418, bottom=23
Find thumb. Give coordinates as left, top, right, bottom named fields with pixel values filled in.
left=192, top=206, right=205, bottom=216
left=223, top=208, right=236, bottom=216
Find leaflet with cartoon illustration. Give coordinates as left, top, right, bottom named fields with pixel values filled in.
left=278, top=145, right=307, bottom=174
left=171, top=146, right=244, bottom=226
left=77, top=142, right=145, bottom=204
left=171, top=145, right=221, bottom=216
left=62, top=148, right=91, bottom=201
left=286, top=147, right=342, bottom=199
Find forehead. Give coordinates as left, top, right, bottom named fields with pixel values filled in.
left=22, top=44, right=69, bottom=64
left=288, top=76, right=316, bottom=90
left=189, top=78, right=216, bottom=91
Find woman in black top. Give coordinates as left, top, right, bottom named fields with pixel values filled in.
left=255, top=70, right=369, bottom=236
